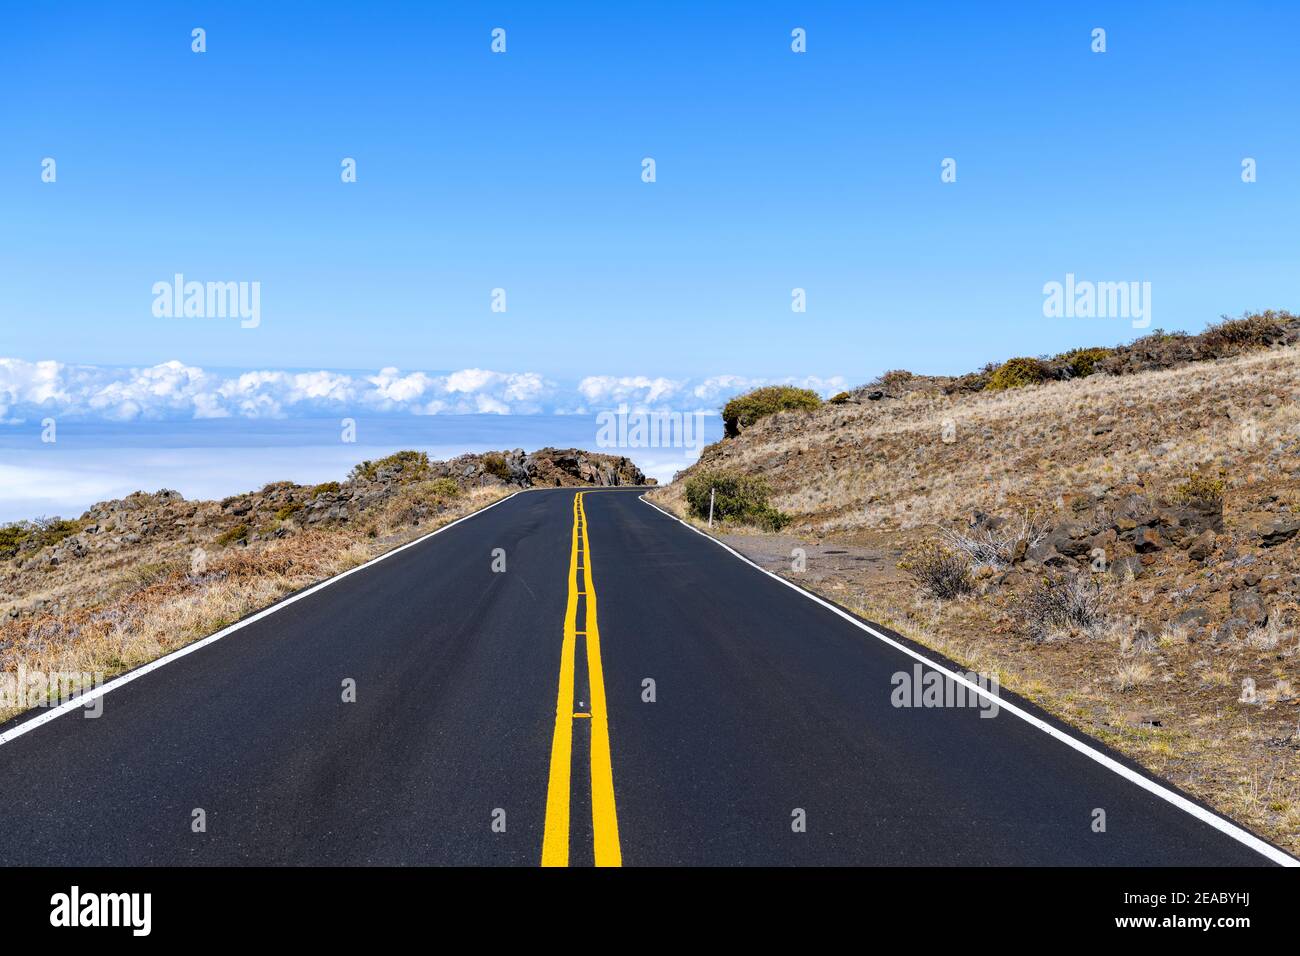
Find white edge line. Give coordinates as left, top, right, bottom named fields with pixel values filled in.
left=639, top=494, right=1298, bottom=867
left=0, top=490, right=522, bottom=749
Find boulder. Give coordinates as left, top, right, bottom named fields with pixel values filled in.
left=1216, top=617, right=1252, bottom=642
left=1185, top=529, right=1216, bottom=561
left=1171, top=607, right=1209, bottom=631
left=1133, top=527, right=1166, bottom=553
left=1109, top=555, right=1144, bottom=580
left=1051, top=533, right=1092, bottom=558
left=1025, top=540, right=1059, bottom=565
left=1229, top=589, right=1268, bottom=626
left=1232, top=512, right=1300, bottom=548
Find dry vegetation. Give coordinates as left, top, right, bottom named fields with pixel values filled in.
left=653, top=329, right=1300, bottom=855
left=1, top=447, right=646, bottom=723
left=0, top=484, right=506, bottom=723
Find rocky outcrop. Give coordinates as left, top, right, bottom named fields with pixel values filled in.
left=424, top=447, right=648, bottom=489
left=0, top=447, right=651, bottom=618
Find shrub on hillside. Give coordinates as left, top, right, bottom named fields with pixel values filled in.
left=828, top=391, right=852, bottom=405
left=721, top=386, right=821, bottom=437
left=1098, top=328, right=1198, bottom=376
left=945, top=364, right=996, bottom=394
left=215, top=523, right=250, bottom=547
left=986, top=357, right=1051, bottom=390
left=940, top=513, right=1051, bottom=570
left=349, top=450, right=431, bottom=483
left=1017, top=575, right=1107, bottom=641
left=426, top=477, right=461, bottom=498
left=869, top=369, right=915, bottom=392
left=0, top=522, right=34, bottom=558
left=684, top=469, right=791, bottom=531
left=482, top=454, right=511, bottom=479
left=1200, top=310, right=1297, bottom=355
left=747, top=506, right=791, bottom=532
left=1139, top=328, right=1189, bottom=343
left=899, top=542, right=974, bottom=599
left=1054, top=346, right=1112, bottom=378
left=35, top=516, right=79, bottom=546
left=0, top=517, right=81, bottom=559
left=1170, top=471, right=1226, bottom=508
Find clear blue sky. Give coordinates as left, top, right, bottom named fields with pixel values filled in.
left=2, top=1, right=1296, bottom=382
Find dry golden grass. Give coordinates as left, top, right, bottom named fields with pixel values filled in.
left=656, top=344, right=1300, bottom=536
left=0, top=486, right=507, bottom=722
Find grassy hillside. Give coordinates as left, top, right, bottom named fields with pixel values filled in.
left=0, top=448, right=645, bottom=722
left=653, top=314, right=1300, bottom=853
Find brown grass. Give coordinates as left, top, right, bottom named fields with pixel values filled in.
left=0, top=486, right=507, bottom=721
left=655, top=345, right=1300, bottom=536
left=652, top=342, right=1300, bottom=854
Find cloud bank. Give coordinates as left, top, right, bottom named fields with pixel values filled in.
left=0, top=359, right=846, bottom=423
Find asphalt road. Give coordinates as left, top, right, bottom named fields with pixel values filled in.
left=0, top=488, right=1287, bottom=865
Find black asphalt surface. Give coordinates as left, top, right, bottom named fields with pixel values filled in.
left=0, top=488, right=1282, bottom=866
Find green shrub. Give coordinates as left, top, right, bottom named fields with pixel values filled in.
left=683, top=469, right=792, bottom=530
left=38, top=517, right=79, bottom=543
left=482, top=454, right=511, bottom=479
left=1054, top=347, right=1111, bottom=378
left=986, top=357, right=1050, bottom=390
left=275, top=503, right=303, bottom=521
left=349, top=451, right=431, bottom=483
left=750, top=505, right=792, bottom=532
left=0, top=521, right=35, bottom=557
left=828, top=391, right=852, bottom=405
left=1170, top=471, right=1225, bottom=507
left=0, top=518, right=81, bottom=558
left=400, top=478, right=463, bottom=517
left=310, top=481, right=341, bottom=497
left=215, top=524, right=249, bottom=547
left=721, top=386, right=822, bottom=437
left=426, top=477, right=461, bottom=498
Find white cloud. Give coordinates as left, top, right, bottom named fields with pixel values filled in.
left=367, top=367, right=435, bottom=405
left=577, top=375, right=684, bottom=408
left=0, top=358, right=847, bottom=422
left=692, top=374, right=848, bottom=403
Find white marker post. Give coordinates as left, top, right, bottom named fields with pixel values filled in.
left=708, top=487, right=715, bottom=528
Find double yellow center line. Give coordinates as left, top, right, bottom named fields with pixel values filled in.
left=541, top=492, right=622, bottom=866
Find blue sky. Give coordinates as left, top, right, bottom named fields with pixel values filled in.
left=2, top=1, right=1297, bottom=392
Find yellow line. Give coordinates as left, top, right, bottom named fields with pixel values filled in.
left=579, top=493, right=622, bottom=866
left=540, top=494, right=581, bottom=866
left=540, top=492, right=623, bottom=867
